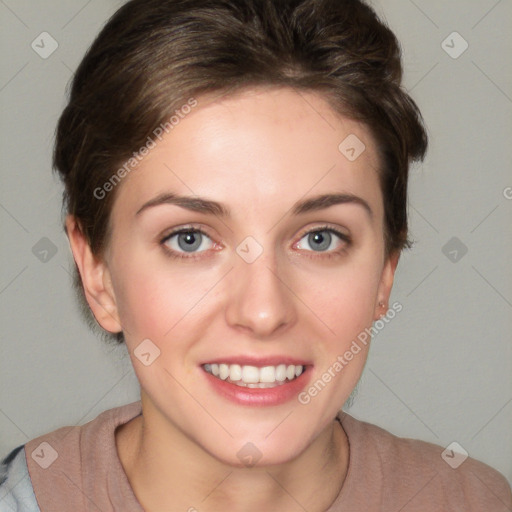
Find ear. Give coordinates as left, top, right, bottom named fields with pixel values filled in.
left=65, top=215, right=122, bottom=333
left=374, top=250, right=400, bottom=321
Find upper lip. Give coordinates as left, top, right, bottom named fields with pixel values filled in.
left=200, top=356, right=312, bottom=367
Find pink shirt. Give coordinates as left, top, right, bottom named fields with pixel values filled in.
left=23, top=401, right=512, bottom=511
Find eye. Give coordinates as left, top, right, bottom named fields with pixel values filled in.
left=294, top=227, right=351, bottom=255
left=161, top=227, right=216, bottom=258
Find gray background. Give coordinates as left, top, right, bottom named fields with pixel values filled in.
left=1, top=0, right=511, bottom=486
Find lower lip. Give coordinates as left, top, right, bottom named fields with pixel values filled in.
left=202, top=366, right=312, bottom=406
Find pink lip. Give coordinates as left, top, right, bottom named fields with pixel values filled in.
left=200, top=356, right=311, bottom=367
left=201, top=365, right=313, bottom=407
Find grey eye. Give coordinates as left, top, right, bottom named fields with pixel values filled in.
left=177, top=232, right=203, bottom=252
left=308, top=231, right=332, bottom=251
left=297, top=228, right=350, bottom=252
left=164, top=230, right=214, bottom=254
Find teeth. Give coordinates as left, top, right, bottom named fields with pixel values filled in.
left=229, top=364, right=242, bottom=381
left=275, top=364, right=287, bottom=381
left=242, top=365, right=260, bottom=383
left=219, top=364, right=229, bottom=380
left=259, top=366, right=275, bottom=383
left=203, top=363, right=304, bottom=385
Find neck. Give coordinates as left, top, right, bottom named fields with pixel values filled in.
left=116, top=400, right=349, bottom=512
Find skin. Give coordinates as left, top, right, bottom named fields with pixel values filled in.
left=66, top=86, right=399, bottom=512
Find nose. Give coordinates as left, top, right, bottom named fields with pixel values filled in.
left=224, top=250, right=297, bottom=338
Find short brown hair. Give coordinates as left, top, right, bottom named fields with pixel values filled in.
left=54, top=0, right=428, bottom=344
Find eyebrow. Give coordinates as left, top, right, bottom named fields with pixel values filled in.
left=135, top=192, right=373, bottom=219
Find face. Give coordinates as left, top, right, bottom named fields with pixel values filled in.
left=73, top=86, right=398, bottom=466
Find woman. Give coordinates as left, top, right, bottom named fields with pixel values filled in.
left=1, top=0, right=511, bottom=510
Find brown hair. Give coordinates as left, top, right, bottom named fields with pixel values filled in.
left=54, top=0, right=428, bottom=344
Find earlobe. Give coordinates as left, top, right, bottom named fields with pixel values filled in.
left=374, top=251, right=400, bottom=320
left=65, top=215, right=122, bottom=333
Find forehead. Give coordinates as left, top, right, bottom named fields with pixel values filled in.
left=112, top=87, right=383, bottom=222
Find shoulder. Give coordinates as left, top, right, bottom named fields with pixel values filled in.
left=12, top=401, right=142, bottom=511
left=0, top=445, right=41, bottom=512
left=338, top=412, right=512, bottom=511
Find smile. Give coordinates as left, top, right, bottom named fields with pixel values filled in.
left=203, top=363, right=305, bottom=388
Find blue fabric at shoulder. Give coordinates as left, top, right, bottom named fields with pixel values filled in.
left=0, top=445, right=41, bottom=512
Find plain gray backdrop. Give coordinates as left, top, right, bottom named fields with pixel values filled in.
left=1, top=0, right=511, bottom=485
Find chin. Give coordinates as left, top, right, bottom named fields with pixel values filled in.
left=202, top=430, right=310, bottom=470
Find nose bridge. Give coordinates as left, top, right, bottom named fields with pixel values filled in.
left=224, top=239, right=296, bottom=337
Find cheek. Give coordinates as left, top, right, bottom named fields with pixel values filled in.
left=111, top=255, right=220, bottom=341
left=297, top=258, right=382, bottom=342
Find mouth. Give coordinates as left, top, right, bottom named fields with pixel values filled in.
left=202, top=363, right=306, bottom=389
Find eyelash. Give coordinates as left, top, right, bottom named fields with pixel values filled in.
left=159, top=225, right=352, bottom=261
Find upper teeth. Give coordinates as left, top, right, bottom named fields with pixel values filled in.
left=204, top=363, right=304, bottom=384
